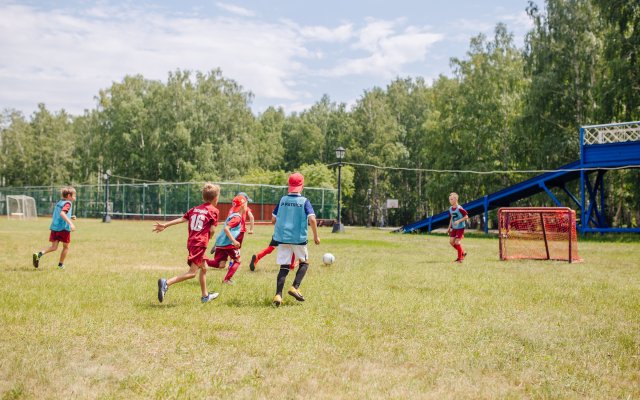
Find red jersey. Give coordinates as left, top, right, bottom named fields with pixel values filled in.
left=183, top=203, right=219, bottom=248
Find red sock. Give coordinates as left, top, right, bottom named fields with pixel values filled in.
left=256, top=246, right=275, bottom=263
left=224, top=261, right=240, bottom=281
left=453, top=244, right=463, bottom=260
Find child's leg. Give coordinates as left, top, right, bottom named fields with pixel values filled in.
left=167, top=264, right=199, bottom=286
left=59, top=242, right=70, bottom=264
left=292, top=262, right=309, bottom=289
left=40, top=241, right=60, bottom=257
left=453, top=238, right=464, bottom=260
left=255, top=245, right=275, bottom=264
left=276, top=265, right=290, bottom=296
left=198, top=264, right=208, bottom=297
left=223, top=255, right=241, bottom=282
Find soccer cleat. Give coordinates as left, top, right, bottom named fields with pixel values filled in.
left=455, top=258, right=463, bottom=263
left=157, top=278, right=168, bottom=303
left=273, top=294, right=282, bottom=307
left=463, top=252, right=468, bottom=258
left=209, top=246, right=215, bottom=255
left=287, top=287, right=305, bottom=302
left=58, top=264, right=65, bottom=270
left=32, top=253, right=40, bottom=269
left=222, top=279, right=235, bottom=285
left=201, top=292, right=219, bottom=303
left=249, top=254, right=257, bottom=271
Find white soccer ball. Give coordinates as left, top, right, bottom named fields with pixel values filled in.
left=322, top=253, right=335, bottom=265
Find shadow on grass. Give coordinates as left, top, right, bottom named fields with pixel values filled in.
left=138, top=302, right=179, bottom=309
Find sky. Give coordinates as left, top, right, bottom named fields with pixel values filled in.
left=0, top=0, right=534, bottom=117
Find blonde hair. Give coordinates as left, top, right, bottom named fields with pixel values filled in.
left=61, top=186, right=76, bottom=198
left=449, top=192, right=459, bottom=200
left=202, top=183, right=220, bottom=202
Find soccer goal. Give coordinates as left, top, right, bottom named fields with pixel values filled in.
left=498, top=207, right=580, bottom=263
left=6, top=195, right=38, bottom=220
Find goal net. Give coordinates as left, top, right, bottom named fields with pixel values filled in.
left=499, top=207, right=580, bottom=263
left=6, top=195, right=38, bottom=220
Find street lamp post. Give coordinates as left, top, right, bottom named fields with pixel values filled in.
left=332, top=147, right=345, bottom=233
left=103, top=169, right=111, bottom=223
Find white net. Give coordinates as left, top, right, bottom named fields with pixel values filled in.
left=6, top=195, right=38, bottom=219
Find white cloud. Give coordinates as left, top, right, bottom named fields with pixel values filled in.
left=0, top=3, right=310, bottom=114
left=215, top=2, right=255, bottom=17
left=322, top=19, right=444, bottom=78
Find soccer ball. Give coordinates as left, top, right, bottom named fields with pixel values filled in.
left=322, top=253, right=335, bottom=265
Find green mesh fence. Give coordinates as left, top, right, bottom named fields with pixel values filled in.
left=0, top=182, right=337, bottom=221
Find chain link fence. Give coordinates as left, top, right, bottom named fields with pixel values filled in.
left=0, top=182, right=337, bottom=221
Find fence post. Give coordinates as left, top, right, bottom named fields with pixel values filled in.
left=163, top=183, right=167, bottom=221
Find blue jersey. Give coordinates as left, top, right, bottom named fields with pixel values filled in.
left=449, top=206, right=467, bottom=229
left=272, top=194, right=315, bottom=244
left=50, top=200, right=73, bottom=232
left=215, top=212, right=242, bottom=247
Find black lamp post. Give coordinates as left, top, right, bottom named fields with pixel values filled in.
left=332, top=147, right=345, bottom=233
left=102, top=169, right=111, bottom=223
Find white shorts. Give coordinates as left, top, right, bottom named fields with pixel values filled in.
left=276, top=244, right=308, bottom=265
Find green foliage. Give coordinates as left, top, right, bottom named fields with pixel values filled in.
left=1, top=1, right=639, bottom=227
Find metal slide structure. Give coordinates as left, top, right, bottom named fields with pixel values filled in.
left=401, top=121, right=640, bottom=234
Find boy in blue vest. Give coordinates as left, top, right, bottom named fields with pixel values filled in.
left=32, top=186, right=77, bottom=270
left=271, top=172, right=320, bottom=306
left=206, top=195, right=248, bottom=284
left=447, top=192, right=469, bottom=263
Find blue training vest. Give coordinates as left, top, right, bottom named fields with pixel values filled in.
left=50, top=200, right=73, bottom=231
left=215, top=212, right=242, bottom=247
left=450, top=206, right=467, bottom=229
left=273, top=195, right=309, bottom=244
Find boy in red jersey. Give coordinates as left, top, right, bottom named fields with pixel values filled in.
left=447, top=192, right=469, bottom=263
left=206, top=195, right=248, bottom=284
left=155, top=183, right=220, bottom=303
left=32, top=186, right=77, bottom=270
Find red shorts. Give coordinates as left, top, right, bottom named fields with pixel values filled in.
left=49, top=230, right=71, bottom=244
left=187, top=246, right=207, bottom=267
left=208, top=247, right=240, bottom=268
left=449, top=228, right=465, bottom=239
left=236, top=231, right=245, bottom=246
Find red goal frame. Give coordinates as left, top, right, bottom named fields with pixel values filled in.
left=498, top=207, right=580, bottom=263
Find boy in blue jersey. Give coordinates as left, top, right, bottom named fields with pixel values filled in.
left=271, top=172, right=320, bottom=306
left=206, top=195, right=248, bottom=284
left=447, top=192, right=469, bottom=263
left=32, top=186, right=77, bottom=270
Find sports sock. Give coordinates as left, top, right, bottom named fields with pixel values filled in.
left=292, top=262, right=309, bottom=289
left=256, top=246, right=275, bottom=263
left=453, top=244, right=463, bottom=259
left=276, top=265, right=290, bottom=296
left=224, top=261, right=240, bottom=281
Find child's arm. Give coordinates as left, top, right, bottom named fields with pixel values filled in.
left=308, top=215, right=320, bottom=245
left=60, top=210, right=76, bottom=231
left=247, top=210, right=255, bottom=234
left=224, top=226, right=240, bottom=248
left=153, top=217, right=186, bottom=233
left=447, top=216, right=453, bottom=232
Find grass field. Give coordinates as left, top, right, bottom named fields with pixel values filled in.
left=1, top=218, right=639, bottom=399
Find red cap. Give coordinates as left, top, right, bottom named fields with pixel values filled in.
left=230, top=195, right=247, bottom=212
left=288, top=172, right=304, bottom=193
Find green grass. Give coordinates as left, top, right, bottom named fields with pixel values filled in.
left=1, top=219, right=639, bottom=399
